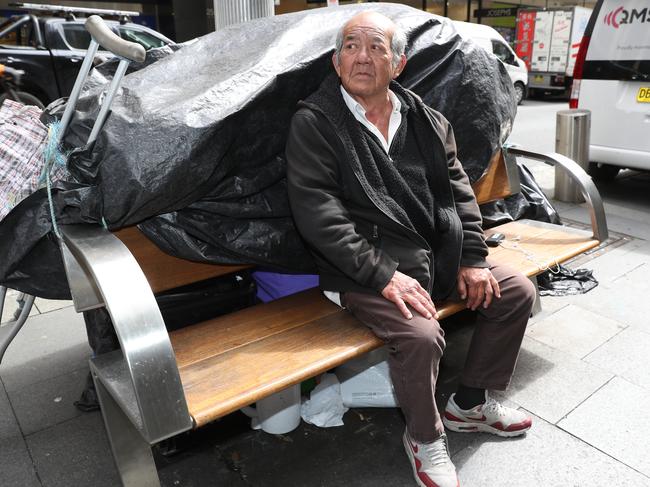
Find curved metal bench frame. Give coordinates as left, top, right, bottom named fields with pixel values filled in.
left=59, top=224, right=192, bottom=487
left=506, top=147, right=608, bottom=242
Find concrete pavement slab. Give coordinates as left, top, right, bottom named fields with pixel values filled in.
left=583, top=239, right=650, bottom=283
left=0, top=381, right=41, bottom=487
left=526, top=304, right=626, bottom=359
left=25, top=412, right=119, bottom=487
left=207, top=408, right=412, bottom=487
left=562, top=205, right=650, bottom=240
left=0, top=380, right=19, bottom=438
left=527, top=296, right=569, bottom=326
left=454, top=411, right=650, bottom=487
left=0, top=306, right=91, bottom=392
left=584, top=327, right=650, bottom=390
left=576, top=264, right=650, bottom=333
left=558, top=377, right=650, bottom=477
left=33, top=300, right=73, bottom=315
left=0, top=436, right=41, bottom=487
left=548, top=199, right=580, bottom=214
left=503, top=337, right=613, bottom=424
left=9, top=368, right=86, bottom=436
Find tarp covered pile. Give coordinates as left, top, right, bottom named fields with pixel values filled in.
left=0, top=3, right=516, bottom=298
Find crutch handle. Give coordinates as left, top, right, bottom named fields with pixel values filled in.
left=85, top=15, right=146, bottom=63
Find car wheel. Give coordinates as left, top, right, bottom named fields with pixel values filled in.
left=514, top=82, right=525, bottom=105
left=0, top=91, right=45, bottom=109
left=588, top=162, right=620, bottom=182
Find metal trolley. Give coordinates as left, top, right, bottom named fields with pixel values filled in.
left=0, top=15, right=145, bottom=364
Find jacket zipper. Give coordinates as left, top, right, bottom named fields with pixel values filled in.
left=330, top=129, right=436, bottom=294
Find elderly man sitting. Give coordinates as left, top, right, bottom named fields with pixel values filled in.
left=286, top=11, right=534, bottom=487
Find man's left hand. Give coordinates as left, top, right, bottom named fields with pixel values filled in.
left=457, top=266, right=501, bottom=311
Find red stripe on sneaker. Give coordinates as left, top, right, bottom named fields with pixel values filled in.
left=413, top=454, right=460, bottom=487
left=444, top=412, right=464, bottom=422
left=505, top=417, right=532, bottom=431
left=414, top=458, right=439, bottom=487
left=491, top=417, right=532, bottom=432
left=445, top=411, right=486, bottom=422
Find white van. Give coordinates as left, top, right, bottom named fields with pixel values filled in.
left=570, top=0, right=650, bottom=181
left=452, top=21, right=529, bottom=104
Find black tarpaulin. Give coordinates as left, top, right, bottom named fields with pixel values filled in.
left=0, top=3, right=516, bottom=298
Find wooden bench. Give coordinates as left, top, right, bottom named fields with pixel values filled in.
left=57, top=146, right=607, bottom=487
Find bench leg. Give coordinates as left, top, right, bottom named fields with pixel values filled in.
left=94, top=373, right=161, bottom=487
left=529, top=276, right=542, bottom=317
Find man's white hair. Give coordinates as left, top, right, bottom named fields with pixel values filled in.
left=334, top=17, right=407, bottom=69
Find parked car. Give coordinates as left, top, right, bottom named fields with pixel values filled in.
left=0, top=5, right=172, bottom=106
left=453, top=21, right=529, bottom=104
left=569, top=0, right=650, bottom=181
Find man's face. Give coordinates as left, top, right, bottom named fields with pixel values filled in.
left=333, top=14, right=405, bottom=100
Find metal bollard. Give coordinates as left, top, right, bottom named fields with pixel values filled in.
left=554, top=109, right=591, bottom=203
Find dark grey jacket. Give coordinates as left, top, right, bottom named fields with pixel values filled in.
left=286, top=74, right=488, bottom=300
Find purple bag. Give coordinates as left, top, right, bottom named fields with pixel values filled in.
left=252, top=271, right=319, bottom=303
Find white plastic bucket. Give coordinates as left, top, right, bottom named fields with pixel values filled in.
left=240, top=384, right=301, bottom=434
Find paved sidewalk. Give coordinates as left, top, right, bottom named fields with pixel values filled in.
left=2, top=171, right=650, bottom=486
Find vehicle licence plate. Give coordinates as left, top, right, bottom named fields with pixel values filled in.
left=534, top=75, right=544, bottom=83
left=637, top=87, right=650, bottom=103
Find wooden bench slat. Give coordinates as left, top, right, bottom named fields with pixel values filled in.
left=487, top=220, right=600, bottom=277
left=170, top=288, right=341, bottom=368
left=179, top=312, right=382, bottom=427
left=114, top=227, right=252, bottom=294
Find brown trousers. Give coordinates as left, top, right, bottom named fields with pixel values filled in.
left=342, top=262, right=536, bottom=443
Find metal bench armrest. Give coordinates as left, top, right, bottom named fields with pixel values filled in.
left=59, top=224, right=192, bottom=444
left=507, top=147, right=609, bottom=242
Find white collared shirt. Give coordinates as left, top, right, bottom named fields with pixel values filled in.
left=323, top=86, right=403, bottom=307
left=339, top=85, right=402, bottom=154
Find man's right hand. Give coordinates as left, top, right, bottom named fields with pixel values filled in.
left=381, top=271, right=438, bottom=320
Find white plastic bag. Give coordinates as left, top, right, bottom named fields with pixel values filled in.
left=300, top=373, right=348, bottom=427
left=336, top=348, right=399, bottom=408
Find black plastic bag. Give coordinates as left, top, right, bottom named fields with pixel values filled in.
left=481, top=162, right=561, bottom=229
left=0, top=3, right=516, bottom=298
left=538, top=264, right=598, bottom=296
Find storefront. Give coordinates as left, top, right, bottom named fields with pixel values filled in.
left=0, top=0, right=599, bottom=44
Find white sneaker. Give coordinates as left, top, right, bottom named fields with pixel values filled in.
left=403, top=429, right=459, bottom=487
left=443, top=392, right=532, bottom=437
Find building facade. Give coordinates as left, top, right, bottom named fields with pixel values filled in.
left=0, top=0, right=597, bottom=44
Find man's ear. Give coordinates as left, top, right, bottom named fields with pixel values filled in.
left=393, top=54, right=407, bottom=79
left=332, top=52, right=341, bottom=77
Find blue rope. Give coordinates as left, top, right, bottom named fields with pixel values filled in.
left=41, top=122, right=67, bottom=239
left=39, top=122, right=67, bottom=186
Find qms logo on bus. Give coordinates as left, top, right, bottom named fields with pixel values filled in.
left=603, top=5, right=650, bottom=28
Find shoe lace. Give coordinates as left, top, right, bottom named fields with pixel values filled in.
left=423, top=435, right=452, bottom=466
left=482, top=396, right=507, bottom=418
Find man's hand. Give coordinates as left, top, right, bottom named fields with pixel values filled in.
left=381, top=271, right=438, bottom=320
left=457, top=266, right=501, bottom=311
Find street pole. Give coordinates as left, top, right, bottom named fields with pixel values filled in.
left=555, top=109, right=591, bottom=203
